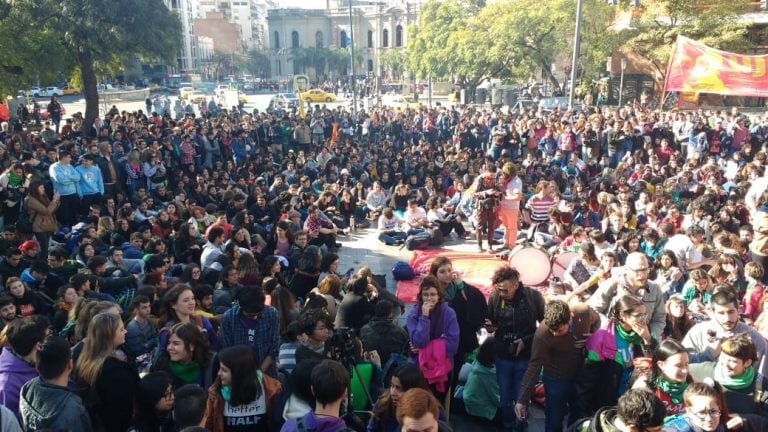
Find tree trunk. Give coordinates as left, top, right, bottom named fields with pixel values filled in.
left=541, top=63, right=561, bottom=94
left=78, top=50, right=99, bottom=138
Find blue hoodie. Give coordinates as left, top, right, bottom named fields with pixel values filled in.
left=49, top=162, right=80, bottom=196
left=280, top=411, right=348, bottom=432
left=75, top=164, right=104, bottom=197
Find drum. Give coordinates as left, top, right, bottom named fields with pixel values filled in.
left=508, top=246, right=551, bottom=286
left=551, top=251, right=578, bottom=281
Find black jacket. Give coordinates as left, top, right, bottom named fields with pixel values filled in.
left=448, top=282, right=488, bottom=358
left=21, top=377, right=93, bottom=432
left=359, top=318, right=409, bottom=365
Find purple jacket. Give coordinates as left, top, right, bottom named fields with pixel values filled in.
left=0, top=347, right=38, bottom=418
left=407, top=302, right=460, bottom=361
left=280, top=411, right=348, bottom=432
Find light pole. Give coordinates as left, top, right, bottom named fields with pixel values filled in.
left=567, top=0, right=583, bottom=109
left=618, top=58, right=626, bottom=107
left=348, top=1, right=357, bottom=114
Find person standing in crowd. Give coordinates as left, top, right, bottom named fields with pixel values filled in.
left=473, top=159, right=502, bottom=253
left=20, top=335, right=92, bottom=432
left=485, top=266, right=544, bottom=432
left=75, top=312, right=138, bottom=432
left=0, top=315, right=49, bottom=419
left=516, top=301, right=600, bottom=432
left=24, top=180, right=59, bottom=258
left=406, top=275, right=459, bottom=401
left=48, top=149, right=81, bottom=227
left=498, top=162, right=523, bottom=251
left=76, top=154, right=105, bottom=217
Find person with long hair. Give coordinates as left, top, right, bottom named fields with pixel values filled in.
left=204, top=345, right=283, bottom=432
left=368, top=363, right=443, bottom=432
left=172, top=222, right=203, bottom=264
left=428, top=256, right=487, bottom=374
left=498, top=162, right=523, bottom=250
left=150, top=322, right=213, bottom=389
left=578, top=295, right=657, bottom=416
left=654, top=249, right=685, bottom=297
left=75, top=312, right=139, bottom=432
left=309, top=274, right=343, bottom=321
left=261, top=255, right=287, bottom=288
left=25, top=180, right=59, bottom=257
left=406, top=275, right=459, bottom=400
left=129, top=371, right=175, bottom=432
left=269, top=281, right=300, bottom=336
left=632, top=339, right=691, bottom=416
left=157, top=284, right=218, bottom=357
left=6, top=277, right=49, bottom=317
left=664, top=294, right=695, bottom=342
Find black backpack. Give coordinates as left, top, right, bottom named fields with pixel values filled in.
left=403, top=231, right=432, bottom=251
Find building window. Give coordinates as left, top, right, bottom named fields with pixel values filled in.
left=274, top=31, right=280, bottom=49
left=293, top=59, right=301, bottom=74
left=382, top=29, right=389, bottom=47
left=340, top=30, right=348, bottom=48
left=316, top=31, right=324, bottom=49
left=277, top=60, right=281, bottom=75
left=367, top=59, right=374, bottom=72
left=395, top=25, right=403, bottom=47
left=367, top=30, right=373, bottom=48
left=291, top=31, right=299, bottom=49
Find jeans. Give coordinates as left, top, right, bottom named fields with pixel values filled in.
left=378, top=231, right=407, bottom=245
left=542, top=374, right=580, bottom=432
left=496, top=356, right=529, bottom=432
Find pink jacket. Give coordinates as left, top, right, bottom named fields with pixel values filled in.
left=418, top=338, right=451, bottom=392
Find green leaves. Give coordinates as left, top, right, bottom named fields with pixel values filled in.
left=621, top=0, right=754, bottom=81
left=407, top=0, right=620, bottom=89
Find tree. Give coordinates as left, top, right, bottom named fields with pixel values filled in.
left=620, top=0, right=754, bottom=85
left=247, top=47, right=270, bottom=79
left=1, top=0, right=180, bottom=135
left=407, top=0, right=620, bottom=91
left=379, top=48, right=406, bottom=80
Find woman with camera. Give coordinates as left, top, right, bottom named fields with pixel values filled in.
left=472, top=160, right=502, bottom=253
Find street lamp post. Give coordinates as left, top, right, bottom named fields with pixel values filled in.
left=618, top=58, right=626, bottom=107
left=348, top=1, right=357, bottom=114
left=567, top=0, right=583, bottom=109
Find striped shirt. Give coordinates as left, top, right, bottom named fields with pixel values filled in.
left=526, top=195, right=557, bottom=222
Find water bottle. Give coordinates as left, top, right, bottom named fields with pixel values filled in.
left=350, top=216, right=356, bottom=233
left=549, top=276, right=561, bottom=296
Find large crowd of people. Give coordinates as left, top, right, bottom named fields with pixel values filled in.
left=0, top=90, right=766, bottom=432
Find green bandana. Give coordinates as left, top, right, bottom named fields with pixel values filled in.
left=655, top=376, right=687, bottom=404
left=714, top=364, right=755, bottom=390
left=169, top=361, right=201, bottom=384
left=444, top=281, right=465, bottom=301
left=220, top=384, right=232, bottom=402
left=6, top=172, right=22, bottom=188
left=615, top=322, right=643, bottom=345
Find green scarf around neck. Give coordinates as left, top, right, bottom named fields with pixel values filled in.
left=655, top=376, right=687, bottom=404
left=6, top=172, right=23, bottom=188
left=615, top=322, right=643, bottom=345
left=444, top=281, right=465, bottom=301
left=169, top=361, right=201, bottom=384
left=714, top=363, right=755, bottom=390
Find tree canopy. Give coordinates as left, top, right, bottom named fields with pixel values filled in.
left=407, top=0, right=618, bottom=90
left=0, top=0, right=180, bottom=135
left=619, top=0, right=755, bottom=82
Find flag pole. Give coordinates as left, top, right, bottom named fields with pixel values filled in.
left=659, top=35, right=680, bottom=115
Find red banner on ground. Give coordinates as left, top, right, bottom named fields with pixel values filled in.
left=665, top=35, right=768, bottom=97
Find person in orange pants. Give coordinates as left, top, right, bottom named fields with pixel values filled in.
left=499, top=162, right=523, bottom=250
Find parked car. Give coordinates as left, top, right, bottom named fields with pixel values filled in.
left=382, top=95, right=422, bottom=111
left=188, top=91, right=207, bottom=104
left=61, top=84, right=80, bottom=95
left=538, top=96, right=582, bottom=112
left=270, top=93, right=299, bottom=108
left=510, top=99, right=538, bottom=112
left=302, top=89, right=337, bottom=102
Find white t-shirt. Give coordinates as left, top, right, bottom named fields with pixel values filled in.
left=501, top=177, right=523, bottom=210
